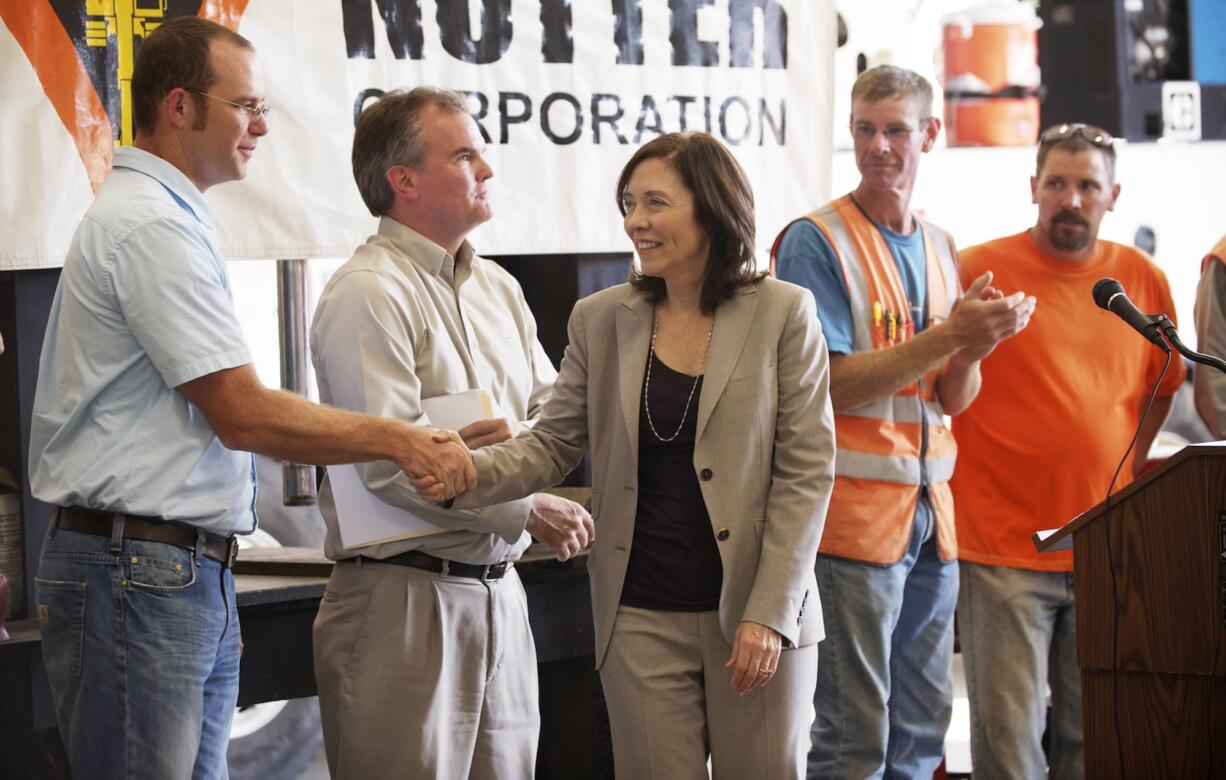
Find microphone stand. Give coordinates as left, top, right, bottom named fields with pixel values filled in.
left=1151, top=314, right=1226, bottom=374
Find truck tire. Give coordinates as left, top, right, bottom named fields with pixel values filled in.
left=227, top=697, right=324, bottom=780
left=227, top=455, right=327, bottom=780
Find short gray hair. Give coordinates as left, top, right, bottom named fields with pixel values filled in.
left=352, top=87, right=470, bottom=216
left=850, top=65, right=935, bottom=120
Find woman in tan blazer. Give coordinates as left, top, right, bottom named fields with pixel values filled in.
left=437, top=132, right=836, bottom=778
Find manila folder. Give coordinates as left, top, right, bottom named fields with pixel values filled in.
left=328, top=389, right=498, bottom=549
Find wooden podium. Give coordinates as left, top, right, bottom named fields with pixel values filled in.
left=1035, top=443, right=1226, bottom=776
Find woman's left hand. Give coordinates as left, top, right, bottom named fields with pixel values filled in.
left=725, top=620, right=783, bottom=696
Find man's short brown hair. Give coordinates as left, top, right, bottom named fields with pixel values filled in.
left=132, top=16, right=253, bottom=136
left=351, top=87, right=470, bottom=217
left=1036, top=130, right=1117, bottom=182
left=850, top=65, right=935, bottom=120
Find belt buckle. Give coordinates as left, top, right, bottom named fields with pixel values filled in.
left=481, top=562, right=507, bottom=583
left=480, top=563, right=494, bottom=583
left=226, top=536, right=240, bottom=569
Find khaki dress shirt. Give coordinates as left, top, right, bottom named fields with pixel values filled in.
left=1195, top=259, right=1226, bottom=438
left=310, top=217, right=556, bottom=564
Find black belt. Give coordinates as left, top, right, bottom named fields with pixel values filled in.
left=57, top=506, right=239, bottom=569
left=359, top=550, right=510, bottom=582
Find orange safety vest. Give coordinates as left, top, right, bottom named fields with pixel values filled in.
left=1203, top=235, right=1226, bottom=272
left=772, top=195, right=961, bottom=565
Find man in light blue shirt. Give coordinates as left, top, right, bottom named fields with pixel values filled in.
left=29, top=17, right=474, bottom=780
left=774, top=216, right=929, bottom=354
left=773, top=65, right=1034, bottom=779
left=31, top=143, right=259, bottom=533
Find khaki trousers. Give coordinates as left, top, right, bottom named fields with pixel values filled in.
left=313, top=559, right=539, bottom=779
left=599, top=606, right=818, bottom=780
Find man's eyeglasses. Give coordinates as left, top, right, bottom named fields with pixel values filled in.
left=1039, top=123, right=1113, bottom=148
left=187, top=89, right=270, bottom=121
left=851, top=122, right=924, bottom=142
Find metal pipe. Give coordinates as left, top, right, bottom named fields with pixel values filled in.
left=277, top=259, right=317, bottom=506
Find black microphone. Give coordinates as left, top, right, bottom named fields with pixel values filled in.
left=1092, top=278, right=1169, bottom=352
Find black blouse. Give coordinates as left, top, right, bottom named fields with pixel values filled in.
left=619, top=351, right=723, bottom=612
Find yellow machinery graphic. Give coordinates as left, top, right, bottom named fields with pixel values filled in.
left=84, top=0, right=167, bottom=146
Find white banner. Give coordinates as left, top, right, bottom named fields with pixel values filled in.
left=0, top=0, right=833, bottom=269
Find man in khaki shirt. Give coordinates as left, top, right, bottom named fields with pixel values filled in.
left=310, top=87, right=593, bottom=779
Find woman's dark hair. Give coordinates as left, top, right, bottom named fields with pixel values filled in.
left=616, top=132, right=765, bottom=313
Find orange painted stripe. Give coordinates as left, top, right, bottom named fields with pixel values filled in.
left=2, top=1, right=113, bottom=193
left=199, top=0, right=251, bottom=30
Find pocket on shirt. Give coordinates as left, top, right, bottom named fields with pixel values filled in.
left=35, top=578, right=87, bottom=689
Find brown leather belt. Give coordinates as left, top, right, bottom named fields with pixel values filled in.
left=358, top=550, right=510, bottom=582
left=57, top=506, right=239, bottom=569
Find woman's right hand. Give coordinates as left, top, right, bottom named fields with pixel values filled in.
left=725, top=620, right=783, bottom=696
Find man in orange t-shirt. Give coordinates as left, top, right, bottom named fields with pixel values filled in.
left=950, top=125, right=1185, bottom=779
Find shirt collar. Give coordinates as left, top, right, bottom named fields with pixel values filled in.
left=377, top=216, right=475, bottom=285
left=110, top=147, right=217, bottom=229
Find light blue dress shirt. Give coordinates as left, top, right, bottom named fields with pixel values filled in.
left=29, top=147, right=257, bottom=534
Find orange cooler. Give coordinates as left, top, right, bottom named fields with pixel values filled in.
left=941, top=5, right=1042, bottom=146
left=946, top=98, right=1040, bottom=146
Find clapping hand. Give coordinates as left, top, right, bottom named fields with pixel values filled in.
left=948, top=270, right=1036, bottom=363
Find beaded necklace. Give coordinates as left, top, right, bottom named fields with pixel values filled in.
left=643, top=309, right=713, bottom=442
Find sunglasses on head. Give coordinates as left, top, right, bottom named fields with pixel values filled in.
left=1039, top=123, right=1114, bottom=148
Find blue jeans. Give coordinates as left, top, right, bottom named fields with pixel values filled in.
left=35, top=523, right=241, bottom=780
left=957, top=561, right=1082, bottom=780
left=808, top=499, right=958, bottom=779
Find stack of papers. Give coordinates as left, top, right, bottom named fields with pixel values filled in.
left=328, top=389, right=500, bottom=549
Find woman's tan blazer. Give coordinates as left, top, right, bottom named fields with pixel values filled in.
left=455, top=277, right=836, bottom=667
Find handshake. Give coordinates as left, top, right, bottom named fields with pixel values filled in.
left=402, top=417, right=594, bottom=562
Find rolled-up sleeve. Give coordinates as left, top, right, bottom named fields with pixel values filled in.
left=1195, top=259, right=1226, bottom=437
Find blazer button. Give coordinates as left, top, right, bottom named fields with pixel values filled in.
left=716, top=528, right=730, bottom=541
left=700, top=468, right=713, bottom=481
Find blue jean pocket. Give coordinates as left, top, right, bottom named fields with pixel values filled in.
left=123, top=541, right=197, bottom=591
left=35, top=578, right=86, bottom=689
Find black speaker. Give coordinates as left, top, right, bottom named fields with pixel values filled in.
left=1038, top=0, right=1226, bottom=140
